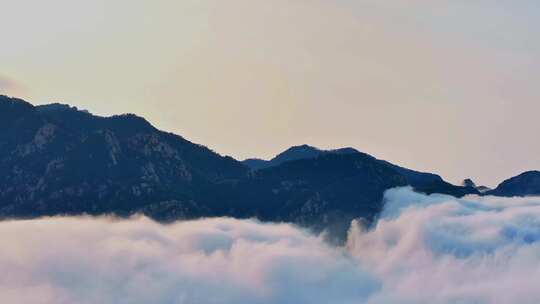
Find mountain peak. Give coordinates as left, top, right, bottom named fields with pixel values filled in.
left=272, top=145, right=322, bottom=162
left=107, top=113, right=155, bottom=131
left=290, top=144, right=318, bottom=150
left=36, top=103, right=88, bottom=113
left=3, top=94, right=537, bottom=243
left=243, top=144, right=362, bottom=170
left=0, top=94, right=34, bottom=110
left=489, top=170, right=540, bottom=197
left=462, top=178, right=477, bottom=188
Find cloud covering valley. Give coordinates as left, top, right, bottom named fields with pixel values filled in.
left=2, top=188, right=540, bottom=303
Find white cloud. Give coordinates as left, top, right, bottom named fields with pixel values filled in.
left=350, top=187, right=540, bottom=304
left=2, top=188, right=540, bottom=303
left=0, top=216, right=376, bottom=304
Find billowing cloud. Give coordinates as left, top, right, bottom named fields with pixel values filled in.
left=2, top=188, right=540, bottom=303
left=0, top=216, right=377, bottom=304
left=350, top=187, right=540, bottom=304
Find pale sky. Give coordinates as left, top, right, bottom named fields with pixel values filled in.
left=1, top=0, right=539, bottom=187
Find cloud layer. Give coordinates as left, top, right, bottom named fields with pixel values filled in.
left=0, top=216, right=377, bottom=304
left=2, top=188, right=540, bottom=303
left=349, top=188, right=540, bottom=303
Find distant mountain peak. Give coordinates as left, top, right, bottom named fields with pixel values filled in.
left=460, top=178, right=492, bottom=193
left=462, top=178, right=477, bottom=188
left=271, top=144, right=323, bottom=162
left=519, top=170, right=540, bottom=176
left=36, top=103, right=88, bottom=113
left=275, top=144, right=322, bottom=156
left=290, top=144, right=316, bottom=149
left=243, top=144, right=361, bottom=170
left=489, top=170, right=540, bottom=197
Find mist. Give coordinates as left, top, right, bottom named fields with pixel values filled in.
left=2, top=188, right=540, bottom=303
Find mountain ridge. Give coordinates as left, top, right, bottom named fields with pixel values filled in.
left=1, top=95, right=537, bottom=240
left=243, top=143, right=479, bottom=197
left=242, top=144, right=360, bottom=170
left=488, top=170, right=540, bottom=197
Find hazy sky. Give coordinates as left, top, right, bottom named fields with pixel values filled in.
left=1, top=0, right=539, bottom=187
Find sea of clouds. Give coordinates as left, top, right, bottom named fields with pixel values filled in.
left=2, top=187, right=540, bottom=304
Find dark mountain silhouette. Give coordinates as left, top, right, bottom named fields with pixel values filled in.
left=0, top=95, right=247, bottom=219
left=462, top=178, right=477, bottom=188
left=461, top=178, right=491, bottom=193
left=0, top=96, right=401, bottom=228
left=476, top=185, right=492, bottom=193
left=488, top=171, right=540, bottom=197
left=2, top=95, right=535, bottom=240
left=242, top=145, right=358, bottom=170
left=242, top=158, right=269, bottom=170
left=245, top=145, right=479, bottom=198
left=376, top=161, right=477, bottom=196
left=0, top=96, right=408, bottom=241
left=235, top=152, right=408, bottom=241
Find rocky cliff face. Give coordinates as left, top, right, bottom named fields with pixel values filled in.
left=0, top=95, right=247, bottom=218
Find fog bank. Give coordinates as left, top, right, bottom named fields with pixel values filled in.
left=2, top=188, right=540, bottom=303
